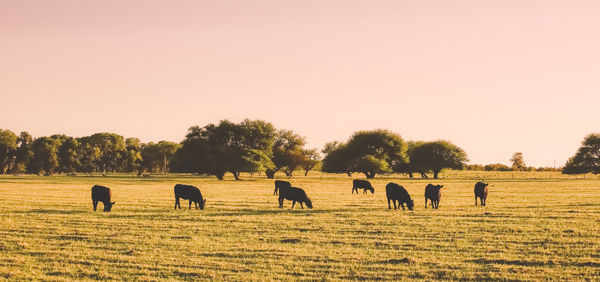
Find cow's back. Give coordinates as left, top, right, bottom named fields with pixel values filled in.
left=91, top=185, right=111, bottom=202
left=425, top=184, right=441, bottom=200
left=174, top=184, right=201, bottom=200
left=285, top=187, right=308, bottom=201
left=275, top=180, right=291, bottom=190
left=354, top=179, right=371, bottom=188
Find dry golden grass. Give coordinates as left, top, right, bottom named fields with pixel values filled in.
left=1, top=172, right=599, bottom=280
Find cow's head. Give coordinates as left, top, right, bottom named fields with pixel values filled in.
left=199, top=199, right=206, bottom=210
left=305, top=197, right=313, bottom=209
left=104, top=202, right=115, bottom=212
left=370, top=187, right=375, bottom=194
left=407, top=199, right=414, bottom=211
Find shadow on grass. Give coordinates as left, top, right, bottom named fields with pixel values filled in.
left=14, top=209, right=88, bottom=215
left=199, top=208, right=357, bottom=217
left=471, top=258, right=600, bottom=267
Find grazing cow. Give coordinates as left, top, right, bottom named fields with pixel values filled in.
left=474, top=181, right=489, bottom=206
left=352, top=179, right=374, bottom=194
left=174, top=184, right=206, bottom=210
left=278, top=186, right=313, bottom=209
left=424, top=184, right=443, bottom=209
left=91, top=185, right=115, bottom=212
left=385, top=182, right=414, bottom=210
left=274, top=180, right=291, bottom=195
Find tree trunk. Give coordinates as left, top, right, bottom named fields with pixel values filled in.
left=215, top=171, right=225, bottom=180
left=265, top=169, right=276, bottom=179
left=231, top=171, right=240, bottom=180
left=420, top=172, right=429, bottom=179
left=346, top=172, right=352, bottom=177
left=433, top=170, right=440, bottom=179
left=304, top=170, right=309, bottom=176
left=364, top=172, right=375, bottom=179
left=408, top=172, right=413, bottom=178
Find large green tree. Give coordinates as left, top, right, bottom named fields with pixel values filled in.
left=141, top=141, right=180, bottom=174
left=13, top=132, right=33, bottom=174
left=394, top=141, right=427, bottom=178
left=411, top=140, right=469, bottom=179
left=301, top=148, right=320, bottom=176
left=77, top=133, right=126, bottom=173
left=29, top=137, right=61, bottom=175
left=265, top=130, right=306, bottom=178
left=174, top=119, right=275, bottom=180
left=321, top=130, right=408, bottom=178
left=563, top=134, right=600, bottom=174
left=510, top=152, right=526, bottom=171
left=55, top=136, right=80, bottom=173
left=0, top=129, right=18, bottom=174
left=124, top=138, right=143, bottom=173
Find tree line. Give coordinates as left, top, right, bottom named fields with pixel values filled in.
left=1, top=121, right=596, bottom=178
left=0, top=131, right=179, bottom=176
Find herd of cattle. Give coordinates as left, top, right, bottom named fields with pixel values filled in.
left=91, top=180, right=490, bottom=212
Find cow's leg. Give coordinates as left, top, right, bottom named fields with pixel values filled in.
left=291, top=200, right=296, bottom=209
left=401, top=203, right=405, bottom=210
left=482, top=197, right=486, bottom=206
left=188, top=200, right=192, bottom=209
left=475, top=196, right=478, bottom=206
left=278, top=197, right=284, bottom=208
left=93, top=200, right=98, bottom=211
left=352, top=187, right=356, bottom=194
left=425, top=198, right=428, bottom=209
left=300, top=202, right=304, bottom=209
left=388, top=199, right=391, bottom=209
left=195, top=201, right=198, bottom=210
left=175, top=197, right=180, bottom=209
left=393, top=200, right=397, bottom=210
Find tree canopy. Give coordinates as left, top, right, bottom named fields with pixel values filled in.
left=563, top=134, right=600, bottom=174
left=0, top=129, right=18, bottom=174
left=174, top=119, right=275, bottom=180
left=510, top=152, right=526, bottom=171
left=410, top=140, right=469, bottom=179
left=321, top=130, right=408, bottom=178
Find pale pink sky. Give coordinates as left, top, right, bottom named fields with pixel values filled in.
left=2, top=1, right=600, bottom=167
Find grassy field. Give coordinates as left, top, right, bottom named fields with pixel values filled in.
left=1, top=172, right=599, bottom=280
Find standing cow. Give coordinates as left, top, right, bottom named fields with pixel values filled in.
left=174, top=184, right=206, bottom=210
left=385, top=182, right=414, bottom=210
left=274, top=180, right=291, bottom=195
left=474, top=181, right=489, bottom=206
left=352, top=179, right=374, bottom=194
left=278, top=185, right=313, bottom=209
left=424, top=184, right=443, bottom=209
left=91, top=185, right=115, bottom=212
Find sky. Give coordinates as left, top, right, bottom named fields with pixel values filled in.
left=1, top=0, right=599, bottom=167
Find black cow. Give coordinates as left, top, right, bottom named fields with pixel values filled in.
left=91, top=185, right=115, bottom=212
left=474, top=181, right=489, bottom=206
left=174, top=184, right=206, bottom=210
left=274, top=180, right=291, bottom=195
left=385, top=182, right=414, bottom=210
left=278, top=186, right=313, bottom=209
left=352, top=179, right=374, bottom=194
left=424, top=184, right=443, bottom=209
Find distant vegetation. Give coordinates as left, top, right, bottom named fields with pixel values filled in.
left=0, top=122, right=594, bottom=179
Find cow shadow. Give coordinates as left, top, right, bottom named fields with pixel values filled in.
left=200, top=208, right=345, bottom=217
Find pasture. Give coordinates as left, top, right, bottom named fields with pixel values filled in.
left=1, top=173, right=599, bottom=280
